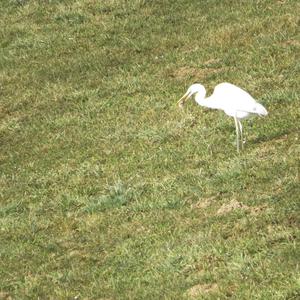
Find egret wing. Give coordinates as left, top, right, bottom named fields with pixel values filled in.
left=213, top=83, right=265, bottom=115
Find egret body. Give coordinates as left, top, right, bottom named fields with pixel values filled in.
left=178, top=83, right=268, bottom=152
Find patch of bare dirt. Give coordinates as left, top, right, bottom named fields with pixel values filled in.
left=0, top=292, right=12, bottom=300
left=283, top=39, right=300, bottom=47
left=171, top=66, right=224, bottom=81
left=203, top=58, right=221, bottom=65
left=191, top=197, right=214, bottom=209
left=249, top=205, right=268, bottom=215
left=217, top=199, right=267, bottom=215
left=187, top=283, right=218, bottom=298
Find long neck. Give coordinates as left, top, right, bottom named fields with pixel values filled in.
left=195, top=94, right=222, bottom=110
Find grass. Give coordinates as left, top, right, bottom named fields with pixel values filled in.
left=0, top=0, right=299, bottom=299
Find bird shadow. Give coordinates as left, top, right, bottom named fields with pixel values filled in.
left=251, top=128, right=295, bottom=144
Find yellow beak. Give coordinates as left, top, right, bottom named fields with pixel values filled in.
left=177, top=91, right=191, bottom=107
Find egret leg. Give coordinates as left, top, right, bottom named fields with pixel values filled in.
left=238, top=120, right=244, bottom=149
left=234, top=116, right=240, bottom=152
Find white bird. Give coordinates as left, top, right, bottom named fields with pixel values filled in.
left=177, top=82, right=268, bottom=152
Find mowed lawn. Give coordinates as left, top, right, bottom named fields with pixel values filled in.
left=0, top=0, right=299, bottom=299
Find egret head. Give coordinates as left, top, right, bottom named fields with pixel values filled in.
left=177, top=83, right=206, bottom=107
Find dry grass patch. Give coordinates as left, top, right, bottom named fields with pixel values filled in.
left=217, top=199, right=268, bottom=216
left=191, top=197, right=215, bottom=209
left=187, top=283, right=218, bottom=298
left=171, top=66, right=225, bottom=81
left=283, top=39, right=300, bottom=47
left=0, top=292, right=12, bottom=300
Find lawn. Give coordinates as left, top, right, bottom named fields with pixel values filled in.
left=0, top=0, right=299, bottom=299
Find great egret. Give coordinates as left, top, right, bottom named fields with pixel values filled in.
left=178, top=83, right=268, bottom=152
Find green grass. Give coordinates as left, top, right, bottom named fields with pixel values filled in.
left=0, top=0, right=299, bottom=299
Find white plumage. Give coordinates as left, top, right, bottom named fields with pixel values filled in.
left=178, top=82, right=268, bottom=152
